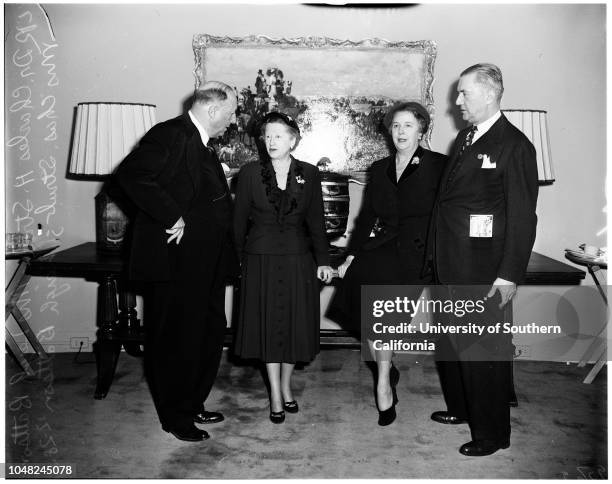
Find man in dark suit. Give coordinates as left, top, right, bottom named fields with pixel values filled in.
left=115, top=81, right=239, bottom=442
left=430, top=64, right=538, bottom=456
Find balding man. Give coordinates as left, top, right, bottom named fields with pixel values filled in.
left=430, top=64, right=538, bottom=456
left=116, top=82, right=239, bottom=441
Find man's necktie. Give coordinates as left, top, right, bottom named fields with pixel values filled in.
left=445, top=125, right=478, bottom=189
left=458, top=125, right=477, bottom=157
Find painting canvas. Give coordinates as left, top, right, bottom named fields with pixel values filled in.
left=193, top=34, right=436, bottom=174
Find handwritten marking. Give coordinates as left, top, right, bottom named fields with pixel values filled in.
left=7, top=15, right=66, bottom=456
left=40, top=43, right=58, bottom=87
left=38, top=96, right=57, bottom=141
left=12, top=199, right=35, bottom=232
left=17, top=290, right=32, bottom=320
left=15, top=14, right=41, bottom=54
left=14, top=170, right=35, bottom=189
left=12, top=49, right=35, bottom=78
left=45, top=277, right=70, bottom=301
left=34, top=157, right=58, bottom=225
left=7, top=87, right=33, bottom=161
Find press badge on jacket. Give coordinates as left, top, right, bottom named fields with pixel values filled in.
left=469, top=215, right=493, bottom=237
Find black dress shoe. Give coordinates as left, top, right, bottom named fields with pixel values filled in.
left=163, top=424, right=209, bottom=442
left=270, top=410, right=285, bottom=424
left=194, top=410, right=225, bottom=425
left=283, top=400, right=299, bottom=413
left=459, top=439, right=510, bottom=457
left=430, top=411, right=468, bottom=425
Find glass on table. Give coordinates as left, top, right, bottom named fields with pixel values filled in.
left=6, top=232, right=33, bottom=252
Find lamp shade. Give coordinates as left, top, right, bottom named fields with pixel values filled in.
left=69, top=102, right=156, bottom=175
left=503, top=109, right=555, bottom=184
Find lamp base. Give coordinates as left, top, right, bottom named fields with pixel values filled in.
left=95, top=191, right=128, bottom=253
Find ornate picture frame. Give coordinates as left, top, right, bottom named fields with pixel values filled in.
left=193, top=34, right=436, bottom=173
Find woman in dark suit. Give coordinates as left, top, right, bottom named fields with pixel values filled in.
left=334, top=102, right=447, bottom=426
left=233, top=112, right=334, bottom=424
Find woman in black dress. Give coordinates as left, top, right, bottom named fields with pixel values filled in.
left=233, top=112, right=334, bottom=423
left=335, top=102, right=447, bottom=426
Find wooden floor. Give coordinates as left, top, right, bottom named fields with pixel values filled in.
left=5, top=349, right=607, bottom=479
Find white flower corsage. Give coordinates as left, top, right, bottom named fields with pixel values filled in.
left=296, top=175, right=306, bottom=185
left=411, top=156, right=420, bottom=165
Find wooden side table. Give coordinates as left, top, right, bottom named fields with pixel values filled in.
left=27, top=242, right=141, bottom=399
left=565, top=250, right=607, bottom=383
left=5, top=246, right=58, bottom=375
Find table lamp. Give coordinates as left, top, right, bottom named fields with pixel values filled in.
left=502, top=109, right=555, bottom=185
left=68, top=102, right=156, bottom=252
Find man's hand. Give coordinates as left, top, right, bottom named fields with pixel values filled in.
left=166, top=217, right=185, bottom=244
left=486, top=277, right=516, bottom=308
left=337, top=255, right=355, bottom=279
left=317, top=266, right=334, bottom=283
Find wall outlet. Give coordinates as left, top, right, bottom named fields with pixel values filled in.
left=70, top=337, right=90, bottom=350
left=515, top=344, right=532, bottom=358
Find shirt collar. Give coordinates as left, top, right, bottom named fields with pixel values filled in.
left=472, top=110, right=501, bottom=142
left=188, top=110, right=210, bottom=147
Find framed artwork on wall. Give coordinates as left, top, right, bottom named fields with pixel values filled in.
left=193, top=34, right=436, bottom=173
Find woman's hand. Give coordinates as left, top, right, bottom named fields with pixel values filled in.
left=337, top=255, right=355, bottom=279
left=317, top=265, right=334, bottom=283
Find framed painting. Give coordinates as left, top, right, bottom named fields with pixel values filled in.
left=193, top=34, right=437, bottom=173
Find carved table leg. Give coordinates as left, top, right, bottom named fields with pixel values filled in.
left=93, top=276, right=122, bottom=399
left=118, top=282, right=143, bottom=357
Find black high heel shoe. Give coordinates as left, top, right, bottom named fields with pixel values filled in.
left=269, top=410, right=285, bottom=424
left=373, top=363, right=400, bottom=426
left=378, top=400, right=397, bottom=426
left=283, top=400, right=299, bottom=413
left=377, top=364, right=399, bottom=426
left=377, top=381, right=399, bottom=426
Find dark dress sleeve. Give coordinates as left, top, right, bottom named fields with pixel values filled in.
left=305, top=166, right=331, bottom=266
left=346, top=168, right=378, bottom=255
left=232, top=165, right=253, bottom=257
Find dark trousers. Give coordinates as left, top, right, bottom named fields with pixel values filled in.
left=436, top=356, right=511, bottom=443
left=144, top=270, right=227, bottom=429
left=434, top=286, right=512, bottom=443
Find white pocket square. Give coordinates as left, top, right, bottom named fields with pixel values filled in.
left=479, top=154, right=496, bottom=169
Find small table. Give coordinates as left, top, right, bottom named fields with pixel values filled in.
left=27, top=243, right=141, bottom=399
left=6, top=246, right=58, bottom=375
left=565, top=250, right=607, bottom=383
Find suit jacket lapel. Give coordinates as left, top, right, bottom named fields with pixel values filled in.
left=207, top=145, right=231, bottom=193
left=397, top=145, right=424, bottom=184
left=181, top=114, right=203, bottom=195
left=440, top=116, right=507, bottom=193
left=476, top=114, right=507, bottom=147
left=461, top=116, right=506, bottom=172
left=182, top=114, right=230, bottom=196
left=383, top=156, right=399, bottom=187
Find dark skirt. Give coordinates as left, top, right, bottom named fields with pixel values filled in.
left=328, top=238, right=431, bottom=334
left=234, top=252, right=320, bottom=363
